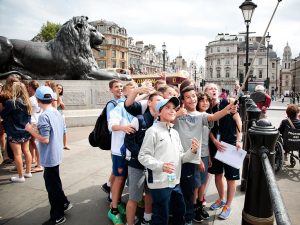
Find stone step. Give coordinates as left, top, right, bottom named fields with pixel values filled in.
left=64, top=109, right=102, bottom=127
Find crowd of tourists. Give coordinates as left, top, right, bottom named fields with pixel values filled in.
left=100, top=78, right=242, bottom=225
left=1, top=74, right=299, bottom=225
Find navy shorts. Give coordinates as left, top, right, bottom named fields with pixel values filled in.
left=112, top=155, right=127, bottom=177
left=208, top=156, right=240, bottom=180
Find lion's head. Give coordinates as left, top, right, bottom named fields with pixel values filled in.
left=49, top=16, right=105, bottom=79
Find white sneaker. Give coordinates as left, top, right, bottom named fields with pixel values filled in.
left=24, top=173, right=32, bottom=178
left=11, top=176, right=25, bottom=183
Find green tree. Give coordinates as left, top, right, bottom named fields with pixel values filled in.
left=40, top=21, right=61, bottom=41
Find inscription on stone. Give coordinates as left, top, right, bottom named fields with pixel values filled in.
left=64, top=91, right=87, bottom=106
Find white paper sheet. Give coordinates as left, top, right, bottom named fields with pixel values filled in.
left=214, top=141, right=247, bottom=169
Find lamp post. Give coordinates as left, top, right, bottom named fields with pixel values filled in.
left=265, top=32, right=271, bottom=90
left=293, top=58, right=297, bottom=104
left=194, top=65, right=197, bottom=90
left=162, top=42, right=166, bottom=72
left=275, top=57, right=280, bottom=97
left=239, top=0, right=257, bottom=92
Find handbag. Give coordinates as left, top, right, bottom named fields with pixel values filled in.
left=283, top=118, right=300, bottom=152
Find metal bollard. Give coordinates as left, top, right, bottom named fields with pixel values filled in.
left=240, top=102, right=261, bottom=191
left=242, top=119, right=279, bottom=225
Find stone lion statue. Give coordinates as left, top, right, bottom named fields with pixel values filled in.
left=0, top=16, right=127, bottom=80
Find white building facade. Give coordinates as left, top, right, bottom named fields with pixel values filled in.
left=205, top=33, right=278, bottom=93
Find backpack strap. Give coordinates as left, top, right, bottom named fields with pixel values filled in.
left=287, top=118, right=296, bottom=129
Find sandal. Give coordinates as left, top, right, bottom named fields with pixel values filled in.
left=31, top=166, right=44, bottom=173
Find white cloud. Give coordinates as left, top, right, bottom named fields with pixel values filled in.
left=0, top=0, right=299, bottom=67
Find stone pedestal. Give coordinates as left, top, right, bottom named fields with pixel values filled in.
left=49, top=80, right=112, bottom=109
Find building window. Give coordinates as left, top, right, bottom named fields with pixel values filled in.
left=288, top=63, right=290, bottom=69
left=225, top=59, right=230, bottom=65
left=249, top=58, right=253, bottom=63
left=217, top=59, right=221, bottom=65
left=217, top=70, right=221, bottom=78
left=210, top=60, right=213, bottom=65
left=259, top=58, right=263, bottom=65
left=272, top=63, right=275, bottom=68
left=217, top=47, right=220, bottom=52
left=99, top=49, right=106, bottom=57
left=240, top=60, right=244, bottom=66
left=112, top=60, right=117, bottom=68
left=259, top=70, right=263, bottom=78
left=112, top=38, right=116, bottom=45
left=112, top=50, right=116, bottom=58
left=121, top=61, right=125, bottom=69
left=226, top=47, right=229, bottom=52
left=121, top=52, right=125, bottom=59
left=120, top=40, right=125, bottom=47
left=226, top=70, right=230, bottom=78
left=210, top=68, right=213, bottom=78
left=239, top=70, right=243, bottom=79
left=250, top=70, right=253, bottom=77
left=98, top=60, right=106, bottom=68
left=210, top=48, right=213, bottom=53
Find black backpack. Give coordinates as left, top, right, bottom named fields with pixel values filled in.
left=88, top=100, right=117, bottom=150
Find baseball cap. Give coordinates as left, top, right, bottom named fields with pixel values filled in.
left=155, top=96, right=180, bottom=112
left=35, top=86, right=53, bottom=101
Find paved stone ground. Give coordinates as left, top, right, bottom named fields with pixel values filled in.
left=0, top=106, right=299, bottom=225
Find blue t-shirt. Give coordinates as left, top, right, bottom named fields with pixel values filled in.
left=38, top=108, right=65, bottom=167
left=106, top=97, right=125, bottom=121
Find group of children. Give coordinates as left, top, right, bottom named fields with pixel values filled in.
left=0, top=76, right=71, bottom=225
left=103, top=78, right=242, bottom=225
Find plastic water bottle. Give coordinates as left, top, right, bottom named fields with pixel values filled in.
left=167, top=173, right=176, bottom=187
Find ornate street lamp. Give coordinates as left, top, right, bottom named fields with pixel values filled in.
left=194, top=65, right=197, bottom=90
left=162, top=42, right=166, bottom=72
left=293, top=58, right=297, bottom=104
left=265, top=32, right=271, bottom=89
left=275, top=57, right=280, bottom=93
left=240, top=0, right=257, bottom=91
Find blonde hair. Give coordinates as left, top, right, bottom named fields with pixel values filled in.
left=12, top=82, right=32, bottom=115
left=204, top=83, right=220, bottom=93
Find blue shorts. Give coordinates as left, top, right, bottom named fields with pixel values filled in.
left=112, top=155, right=127, bottom=177
left=194, top=156, right=209, bottom=188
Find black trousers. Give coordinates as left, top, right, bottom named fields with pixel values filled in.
left=44, top=165, right=69, bottom=220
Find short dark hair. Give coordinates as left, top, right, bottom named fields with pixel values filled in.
left=37, top=98, right=52, bottom=104
left=286, top=104, right=300, bottom=119
left=180, top=85, right=195, bottom=100
left=149, top=91, right=163, bottom=101
left=109, top=79, right=122, bottom=89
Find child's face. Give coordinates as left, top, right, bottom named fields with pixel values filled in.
left=123, top=84, right=137, bottom=97
left=57, top=85, right=63, bottom=94
left=198, top=96, right=210, bottom=112
left=159, top=102, right=177, bottom=122
left=182, top=90, right=197, bottom=111
left=163, top=87, right=176, bottom=99
left=148, top=95, right=164, bottom=111
left=110, top=82, right=123, bottom=99
left=206, top=85, right=219, bottom=100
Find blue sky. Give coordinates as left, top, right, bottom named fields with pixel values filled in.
left=1, top=0, right=299, bottom=66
